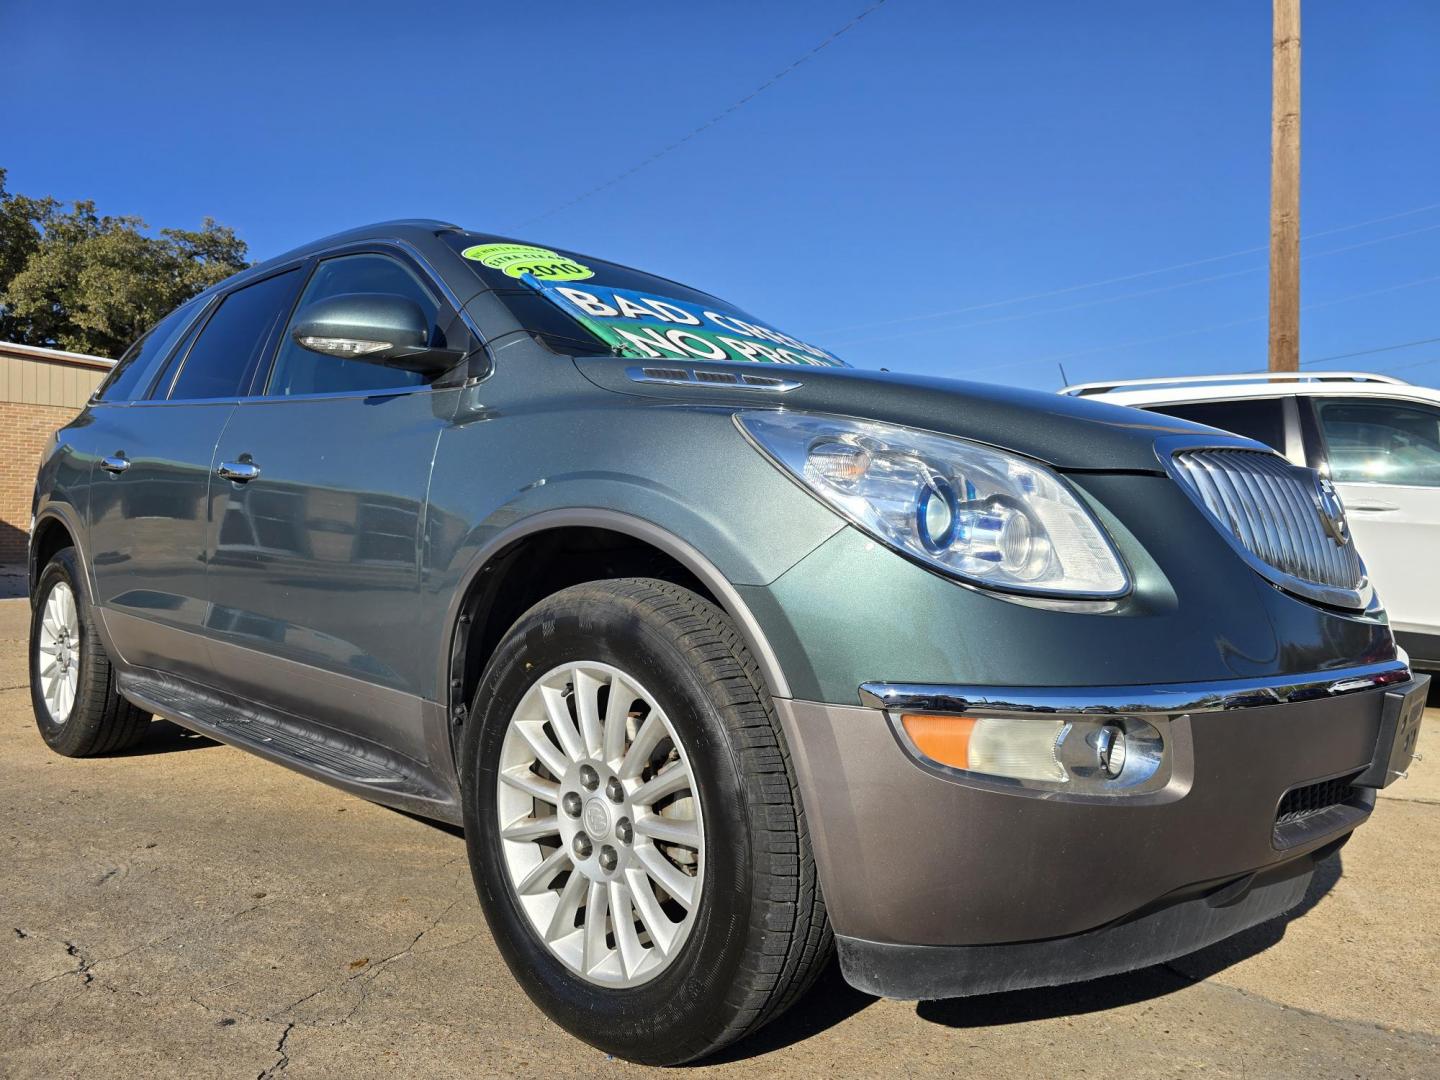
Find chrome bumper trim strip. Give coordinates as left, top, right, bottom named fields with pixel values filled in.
left=858, top=660, right=1413, bottom=715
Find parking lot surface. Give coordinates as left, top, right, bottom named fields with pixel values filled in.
left=1, top=595, right=1437, bottom=1078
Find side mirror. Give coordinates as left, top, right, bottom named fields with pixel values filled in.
left=291, top=293, right=464, bottom=375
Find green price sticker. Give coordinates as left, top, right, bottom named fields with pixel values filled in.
left=461, top=243, right=593, bottom=282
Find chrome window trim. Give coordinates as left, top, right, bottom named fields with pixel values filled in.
left=95, top=239, right=492, bottom=408
left=99, top=385, right=454, bottom=408
left=857, top=659, right=1413, bottom=716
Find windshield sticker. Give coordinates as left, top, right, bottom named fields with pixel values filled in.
left=461, top=243, right=594, bottom=282
left=524, top=279, right=844, bottom=367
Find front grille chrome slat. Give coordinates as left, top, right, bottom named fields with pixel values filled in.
left=1169, top=448, right=1366, bottom=609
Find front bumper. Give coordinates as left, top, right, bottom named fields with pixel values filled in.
left=775, top=665, right=1427, bottom=999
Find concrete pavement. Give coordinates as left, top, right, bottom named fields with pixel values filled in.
left=1, top=595, right=1436, bottom=1078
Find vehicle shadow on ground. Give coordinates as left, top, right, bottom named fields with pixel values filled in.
left=386, top=804, right=465, bottom=838
left=113, top=719, right=220, bottom=756
left=708, top=854, right=1342, bottom=1061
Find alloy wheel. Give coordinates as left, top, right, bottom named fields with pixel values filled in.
left=495, top=661, right=705, bottom=987
left=37, top=581, right=80, bottom=724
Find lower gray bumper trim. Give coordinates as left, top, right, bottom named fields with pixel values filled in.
left=836, top=858, right=1318, bottom=1000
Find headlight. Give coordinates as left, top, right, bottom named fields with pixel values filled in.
left=737, top=411, right=1128, bottom=598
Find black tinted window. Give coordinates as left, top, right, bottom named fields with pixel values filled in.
left=1149, top=398, right=1287, bottom=452
left=167, top=270, right=300, bottom=400
left=266, top=254, right=438, bottom=396
left=1317, top=398, right=1440, bottom=487
left=96, top=300, right=205, bottom=402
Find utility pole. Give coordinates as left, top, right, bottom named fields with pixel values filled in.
left=1269, top=0, right=1301, bottom=372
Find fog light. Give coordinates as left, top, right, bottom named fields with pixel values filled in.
left=1095, top=724, right=1126, bottom=778
left=898, top=713, right=1167, bottom=793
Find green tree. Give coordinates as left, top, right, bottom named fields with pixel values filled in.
left=0, top=169, right=248, bottom=357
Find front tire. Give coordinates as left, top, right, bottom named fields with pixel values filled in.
left=29, top=547, right=151, bottom=757
left=462, top=579, right=830, bottom=1065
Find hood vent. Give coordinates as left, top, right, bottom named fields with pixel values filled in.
left=626, top=365, right=801, bottom=393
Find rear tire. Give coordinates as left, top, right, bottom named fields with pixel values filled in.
left=461, top=578, right=830, bottom=1065
left=29, top=547, right=151, bottom=757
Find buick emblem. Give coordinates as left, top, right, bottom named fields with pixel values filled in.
left=1313, top=475, right=1349, bottom=546
left=584, top=797, right=611, bottom=838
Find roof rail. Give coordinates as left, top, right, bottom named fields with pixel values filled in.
left=1059, top=371, right=1411, bottom=397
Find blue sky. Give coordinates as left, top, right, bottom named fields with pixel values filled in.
left=4, top=0, right=1437, bottom=389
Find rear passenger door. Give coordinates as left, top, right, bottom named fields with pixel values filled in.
left=1310, top=396, right=1440, bottom=653
left=203, top=249, right=466, bottom=765
left=86, top=269, right=301, bottom=678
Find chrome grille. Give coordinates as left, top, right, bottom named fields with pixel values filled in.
left=1169, top=449, right=1365, bottom=608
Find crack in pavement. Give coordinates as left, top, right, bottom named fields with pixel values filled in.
left=64, top=940, right=95, bottom=986
left=256, top=1021, right=294, bottom=1079
left=279, top=879, right=471, bottom=1025
left=4, top=898, right=281, bottom=1003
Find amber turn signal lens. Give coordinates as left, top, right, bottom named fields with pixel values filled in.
left=901, top=714, right=976, bottom=769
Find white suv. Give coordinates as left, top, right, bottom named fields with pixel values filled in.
left=1062, top=372, right=1440, bottom=671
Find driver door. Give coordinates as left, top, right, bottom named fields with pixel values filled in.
left=202, top=249, right=463, bottom=764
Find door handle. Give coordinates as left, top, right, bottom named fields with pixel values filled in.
left=217, top=460, right=261, bottom=484
left=99, top=454, right=130, bottom=475
left=1347, top=502, right=1399, bottom=513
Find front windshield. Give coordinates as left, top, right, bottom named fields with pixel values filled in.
left=445, top=234, right=847, bottom=367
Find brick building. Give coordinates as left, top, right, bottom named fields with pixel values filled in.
left=0, top=342, right=113, bottom=565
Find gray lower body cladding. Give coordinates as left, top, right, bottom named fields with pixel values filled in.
left=776, top=678, right=1415, bottom=998
left=835, top=845, right=1327, bottom=999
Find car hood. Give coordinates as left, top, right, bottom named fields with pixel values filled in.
left=574, top=358, right=1212, bottom=472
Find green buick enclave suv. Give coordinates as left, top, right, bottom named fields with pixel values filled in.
left=27, top=220, right=1427, bottom=1064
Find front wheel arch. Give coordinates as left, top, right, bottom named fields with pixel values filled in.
left=441, top=511, right=795, bottom=766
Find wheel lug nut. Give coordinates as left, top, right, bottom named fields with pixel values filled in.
left=605, top=777, right=625, bottom=804
left=573, top=834, right=593, bottom=859
left=562, top=792, right=583, bottom=818
left=616, top=817, right=632, bottom=844
left=598, top=846, right=618, bottom=872
left=579, top=765, right=599, bottom=791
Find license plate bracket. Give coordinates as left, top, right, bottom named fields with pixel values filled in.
left=1353, top=675, right=1429, bottom=789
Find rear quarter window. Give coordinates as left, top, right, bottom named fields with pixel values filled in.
left=94, top=299, right=206, bottom=402
left=1147, top=398, right=1287, bottom=453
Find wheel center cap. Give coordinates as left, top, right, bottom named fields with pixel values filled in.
left=583, top=797, right=611, bottom=838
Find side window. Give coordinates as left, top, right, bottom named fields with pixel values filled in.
left=95, top=299, right=205, bottom=402
left=1317, top=398, right=1440, bottom=487
left=265, top=254, right=440, bottom=397
left=166, top=270, right=301, bottom=401
left=1148, top=398, right=1287, bottom=453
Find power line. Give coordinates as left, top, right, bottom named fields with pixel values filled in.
left=824, top=220, right=1440, bottom=348
left=957, top=271, right=1440, bottom=378
left=510, top=0, right=892, bottom=230
left=1370, top=353, right=1440, bottom=376
left=1303, top=335, right=1440, bottom=367
left=816, top=199, right=1440, bottom=336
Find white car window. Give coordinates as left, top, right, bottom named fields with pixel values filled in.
left=1316, top=399, right=1440, bottom=488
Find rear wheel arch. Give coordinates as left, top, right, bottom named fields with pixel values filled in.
left=29, top=511, right=80, bottom=600
left=443, top=511, right=793, bottom=762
